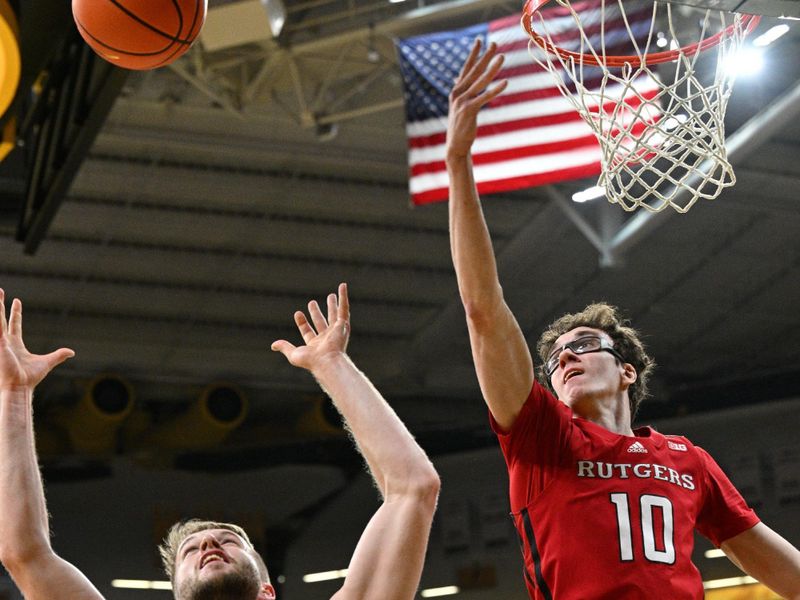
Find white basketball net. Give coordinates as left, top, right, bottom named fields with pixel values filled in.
left=524, top=0, right=757, bottom=212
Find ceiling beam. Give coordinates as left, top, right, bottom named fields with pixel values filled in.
left=289, top=0, right=515, bottom=55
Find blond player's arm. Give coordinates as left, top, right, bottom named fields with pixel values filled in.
left=721, top=522, right=800, bottom=600
left=446, top=40, right=533, bottom=431
left=272, top=284, right=439, bottom=600
left=314, top=352, right=439, bottom=600
left=0, top=292, right=105, bottom=600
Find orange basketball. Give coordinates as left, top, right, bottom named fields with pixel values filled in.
left=72, top=0, right=207, bottom=70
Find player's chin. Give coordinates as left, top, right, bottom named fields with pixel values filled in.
left=199, top=562, right=234, bottom=578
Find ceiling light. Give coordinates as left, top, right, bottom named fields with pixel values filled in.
left=704, top=548, right=726, bottom=559
left=421, top=585, right=460, bottom=597
left=703, top=575, right=758, bottom=590
left=260, top=0, right=286, bottom=37
left=662, top=114, right=688, bottom=131
left=111, top=579, right=172, bottom=590
left=303, top=569, right=348, bottom=583
left=724, top=47, right=764, bottom=77
left=753, top=24, right=790, bottom=46
left=572, top=185, right=606, bottom=203
left=315, top=122, right=339, bottom=142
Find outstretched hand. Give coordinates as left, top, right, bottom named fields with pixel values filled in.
left=0, top=289, right=74, bottom=391
left=446, top=39, right=508, bottom=161
left=271, top=283, right=350, bottom=372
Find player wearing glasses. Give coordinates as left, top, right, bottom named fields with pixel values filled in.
left=445, top=39, right=800, bottom=599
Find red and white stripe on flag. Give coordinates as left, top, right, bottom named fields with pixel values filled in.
left=399, top=9, right=660, bottom=205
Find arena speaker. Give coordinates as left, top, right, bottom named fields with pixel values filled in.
left=55, top=374, right=136, bottom=455
left=235, top=394, right=344, bottom=447
left=140, top=383, right=248, bottom=451
left=293, top=396, right=344, bottom=438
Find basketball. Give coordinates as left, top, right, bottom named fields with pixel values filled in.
left=71, top=0, right=207, bottom=71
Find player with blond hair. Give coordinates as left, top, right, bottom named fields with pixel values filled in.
left=0, top=284, right=439, bottom=600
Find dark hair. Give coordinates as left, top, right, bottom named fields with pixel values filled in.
left=536, top=303, right=655, bottom=419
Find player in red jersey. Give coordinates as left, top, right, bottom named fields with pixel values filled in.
left=446, top=39, right=800, bottom=599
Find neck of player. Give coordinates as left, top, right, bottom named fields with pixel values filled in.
left=571, top=391, right=635, bottom=437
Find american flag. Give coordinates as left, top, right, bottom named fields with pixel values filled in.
left=395, top=2, right=660, bottom=205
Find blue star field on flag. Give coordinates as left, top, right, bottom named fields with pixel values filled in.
left=396, top=24, right=487, bottom=122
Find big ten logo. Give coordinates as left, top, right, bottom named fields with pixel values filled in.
left=152, top=507, right=267, bottom=568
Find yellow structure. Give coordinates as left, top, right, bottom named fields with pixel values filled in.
left=55, top=374, right=136, bottom=455
left=139, top=383, right=248, bottom=451
left=0, top=0, right=20, bottom=161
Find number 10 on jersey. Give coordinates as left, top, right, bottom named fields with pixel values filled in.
left=610, top=493, right=676, bottom=564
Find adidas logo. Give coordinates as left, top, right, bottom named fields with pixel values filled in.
left=627, top=441, right=648, bottom=453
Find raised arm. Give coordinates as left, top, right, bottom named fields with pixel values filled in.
left=0, top=290, right=105, bottom=600
left=721, top=522, right=800, bottom=600
left=271, top=284, right=440, bottom=600
left=446, top=39, right=533, bottom=430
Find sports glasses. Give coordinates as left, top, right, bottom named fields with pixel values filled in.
left=545, top=335, right=625, bottom=377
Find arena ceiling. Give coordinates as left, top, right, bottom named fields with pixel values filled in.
left=0, top=0, right=799, bottom=475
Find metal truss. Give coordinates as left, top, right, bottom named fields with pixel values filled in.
left=15, top=27, right=128, bottom=254
left=163, top=0, right=517, bottom=132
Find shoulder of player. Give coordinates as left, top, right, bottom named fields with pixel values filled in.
left=642, top=427, right=694, bottom=447
left=657, top=433, right=720, bottom=472
left=641, top=429, right=711, bottom=460
left=530, top=379, right=572, bottom=419
left=663, top=432, right=692, bottom=444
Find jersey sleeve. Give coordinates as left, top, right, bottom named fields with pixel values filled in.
left=694, top=446, right=760, bottom=547
left=489, top=381, right=573, bottom=511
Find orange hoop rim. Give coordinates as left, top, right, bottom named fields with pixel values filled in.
left=521, top=0, right=761, bottom=67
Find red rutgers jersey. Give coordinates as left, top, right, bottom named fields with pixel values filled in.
left=491, top=382, right=759, bottom=599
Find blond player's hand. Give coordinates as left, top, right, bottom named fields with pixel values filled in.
left=271, top=283, right=350, bottom=372
left=0, top=289, right=74, bottom=392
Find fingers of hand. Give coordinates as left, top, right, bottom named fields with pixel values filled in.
left=326, top=293, right=337, bottom=325
left=45, top=348, right=75, bottom=369
left=295, top=311, right=316, bottom=343
left=474, top=42, right=500, bottom=75
left=0, top=289, right=6, bottom=335
left=466, top=54, right=505, bottom=104
left=337, top=283, right=350, bottom=322
left=270, top=340, right=296, bottom=356
left=484, top=78, right=509, bottom=103
left=308, top=300, right=328, bottom=333
left=453, top=42, right=499, bottom=97
left=9, top=298, right=22, bottom=338
left=456, top=38, right=483, bottom=85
